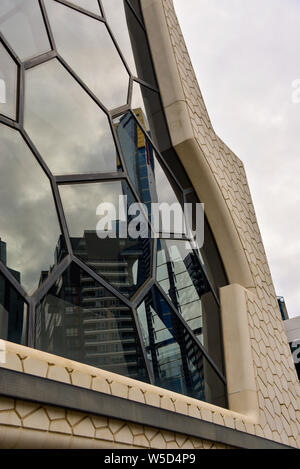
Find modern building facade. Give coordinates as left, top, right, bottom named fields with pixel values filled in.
left=0, top=0, right=299, bottom=449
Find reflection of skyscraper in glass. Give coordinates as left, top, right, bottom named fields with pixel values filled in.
left=0, top=239, right=24, bottom=342
left=35, top=232, right=149, bottom=380
left=115, top=109, right=157, bottom=213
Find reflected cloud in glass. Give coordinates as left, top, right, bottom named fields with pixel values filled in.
left=45, top=0, right=129, bottom=109
left=0, top=124, right=64, bottom=294
left=0, top=0, right=51, bottom=61
left=59, top=181, right=151, bottom=298
left=25, top=59, right=120, bottom=175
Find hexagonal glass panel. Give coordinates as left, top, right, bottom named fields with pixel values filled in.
left=0, top=124, right=65, bottom=294
left=0, top=0, right=51, bottom=61
left=70, top=0, right=100, bottom=15
left=156, top=239, right=224, bottom=374
left=0, top=43, right=18, bottom=120
left=35, top=262, right=149, bottom=381
left=101, top=0, right=138, bottom=75
left=114, top=112, right=186, bottom=236
left=0, top=269, right=27, bottom=345
left=59, top=181, right=152, bottom=298
left=45, top=0, right=129, bottom=109
left=24, top=59, right=120, bottom=175
left=136, top=287, right=226, bottom=406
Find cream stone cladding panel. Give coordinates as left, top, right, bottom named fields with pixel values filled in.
left=140, top=0, right=300, bottom=448
left=0, top=342, right=239, bottom=449
left=0, top=340, right=294, bottom=449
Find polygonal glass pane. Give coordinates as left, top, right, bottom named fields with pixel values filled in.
left=35, top=262, right=148, bottom=381
left=70, top=0, right=100, bottom=15
left=0, top=269, right=27, bottom=345
left=59, top=181, right=151, bottom=298
left=101, top=0, right=137, bottom=74
left=114, top=112, right=186, bottom=235
left=156, top=239, right=224, bottom=374
left=0, top=43, right=17, bottom=120
left=185, top=192, right=228, bottom=293
left=136, top=287, right=226, bottom=406
left=0, top=0, right=51, bottom=61
left=0, top=124, right=65, bottom=294
left=45, top=0, right=129, bottom=109
left=24, top=59, right=120, bottom=175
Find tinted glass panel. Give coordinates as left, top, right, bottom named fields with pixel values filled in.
left=0, top=270, right=26, bottom=344
left=0, top=43, right=17, bottom=120
left=45, top=0, right=129, bottom=109
left=185, top=192, right=228, bottom=293
left=0, top=125, right=64, bottom=294
left=136, top=288, right=226, bottom=405
left=25, top=59, right=119, bottom=175
left=120, top=2, right=156, bottom=87
left=101, top=0, right=137, bottom=75
left=157, top=239, right=224, bottom=373
left=0, top=0, right=51, bottom=61
left=70, top=0, right=100, bottom=15
left=59, top=181, right=151, bottom=298
left=115, top=112, right=186, bottom=235
left=127, top=0, right=144, bottom=24
left=35, top=262, right=148, bottom=381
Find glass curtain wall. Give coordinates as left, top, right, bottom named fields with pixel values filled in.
left=0, top=0, right=227, bottom=407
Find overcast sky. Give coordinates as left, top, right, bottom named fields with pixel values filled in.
left=173, top=0, right=300, bottom=318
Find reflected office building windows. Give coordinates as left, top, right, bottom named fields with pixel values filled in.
left=0, top=0, right=228, bottom=406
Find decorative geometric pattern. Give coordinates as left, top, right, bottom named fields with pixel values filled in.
left=0, top=0, right=227, bottom=406
left=160, top=0, right=300, bottom=447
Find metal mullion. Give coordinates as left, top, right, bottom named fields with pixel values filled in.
left=23, top=50, right=57, bottom=70
left=132, top=77, right=159, bottom=94
left=20, top=129, right=53, bottom=180
left=27, top=297, right=36, bottom=348
left=105, top=22, right=132, bottom=79
left=109, top=105, right=131, bottom=120
left=154, top=282, right=226, bottom=384
left=131, top=305, right=155, bottom=385
left=183, top=188, right=194, bottom=197
left=57, top=54, right=109, bottom=114
left=125, top=0, right=146, bottom=32
left=52, top=0, right=104, bottom=21
left=39, top=0, right=57, bottom=50
left=97, top=0, right=104, bottom=17
left=17, top=65, right=25, bottom=126
left=151, top=238, right=158, bottom=283
left=72, top=255, right=133, bottom=309
left=131, top=278, right=154, bottom=310
left=127, top=77, right=133, bottom=107
left=50, top=180, right=73, bottom=255
left=0, top=34, right=21, bottom=64
left=55, top=172, right=126, bottom=185
left=32, top=254, right=72, bottom=305
left=0, top=115, right=20, bottom=130
left=0, top=261, right=30, bottom=302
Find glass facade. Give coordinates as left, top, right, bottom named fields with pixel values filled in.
left=0, top=0, right=227, bottom=406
